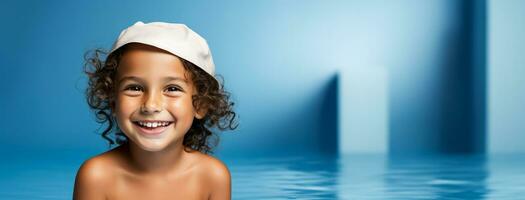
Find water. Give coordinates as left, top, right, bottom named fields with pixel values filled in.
left=1, top=151, right=524, bottom=199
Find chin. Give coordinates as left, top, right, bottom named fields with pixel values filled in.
left=133, top=138, right=170, bottom=152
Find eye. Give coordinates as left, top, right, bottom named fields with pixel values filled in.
left=124, top=84, right=143, bottom=92
left=165, top=85, right=183, bottom=93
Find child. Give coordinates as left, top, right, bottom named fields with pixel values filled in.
left=74, top=21, right=237, bottom=200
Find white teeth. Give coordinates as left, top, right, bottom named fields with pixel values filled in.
left=137, top=121, right=170, bottom=128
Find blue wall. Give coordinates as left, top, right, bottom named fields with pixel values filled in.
left=0, top=0, right=521, bottom=157
left=488, top=0, right=525, bottom=153
left=337, top=1, right=487, bottom=155
left=0, top=0, right=342, bottom=157
left=388, top=0, right=487, bottom=155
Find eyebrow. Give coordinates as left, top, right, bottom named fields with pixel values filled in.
left=118, top=76, right=188, bottom=86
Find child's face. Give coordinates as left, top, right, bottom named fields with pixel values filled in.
left=114, top=44, right=203, bottom=152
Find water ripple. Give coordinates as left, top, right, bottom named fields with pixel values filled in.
left=1, top=153, right=524, bottom=199
left=226, top=154, right=525, bottom=199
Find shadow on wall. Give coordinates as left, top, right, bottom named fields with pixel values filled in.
left=318, top=73, right=339, bottom=155
left=436, top=0, right=486, bottom=154
left=388, top=0, right=487, bottom=156
left=218, top=73, right=339, bottom=157
left=276, top=73, right=339, bottom=156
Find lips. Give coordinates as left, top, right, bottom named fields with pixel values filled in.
left=132, top=120, right=173, bottom=137
left=134, top=121, right=172, bottom=128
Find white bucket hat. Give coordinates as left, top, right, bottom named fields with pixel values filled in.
left=109, top=21, right=217, bottom=83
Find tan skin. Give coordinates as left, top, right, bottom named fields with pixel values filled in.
left=73, top=43, right=231, bottom=200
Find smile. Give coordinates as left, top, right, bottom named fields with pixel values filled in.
left=133, top=121, right=173, bottom=128
left=132, top=120, right=174, bottom=137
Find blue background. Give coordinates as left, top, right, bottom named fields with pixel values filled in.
left=0, top=0, right=524, bottom=158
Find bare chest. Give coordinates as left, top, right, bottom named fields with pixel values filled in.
left=106, top=172, right=209, bottom=200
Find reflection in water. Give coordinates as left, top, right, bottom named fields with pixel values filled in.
left=485, top=155, right=525, bottom=199
left=336, top=154, right=388, bottom=199
left=229, top=155, right=340, bottom=199
left=228, top=154, right=523, bottom=199
left=385, top=155, right=488, bottom=199
left=1, top=153, right=524, bottom=199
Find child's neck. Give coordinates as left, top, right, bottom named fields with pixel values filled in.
left=124, top=140, right=188, bottom=175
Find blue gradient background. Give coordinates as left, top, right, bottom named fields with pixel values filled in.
left=0, top=0, right=524, bottom=159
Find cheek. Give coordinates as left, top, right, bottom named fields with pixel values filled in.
left=167, top=96, right=196, bottom=118
left=115, top=96, right=140, bottom=117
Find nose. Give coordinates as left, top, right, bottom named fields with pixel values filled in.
left=141, top=91, right=163, bottom=114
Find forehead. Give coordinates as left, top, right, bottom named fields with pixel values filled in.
left=116, top=43, right=190, bottom=82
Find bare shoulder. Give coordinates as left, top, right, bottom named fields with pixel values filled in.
left=189, top=151, right=231, bottom=199
left=192, top=152, right=231, bottom=181
left=73, top=148, right=121, bottom=199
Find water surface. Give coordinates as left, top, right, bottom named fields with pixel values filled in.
left=1, top=151, right=523, bottom=199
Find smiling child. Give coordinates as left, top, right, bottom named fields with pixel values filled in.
left=73, top=21, right=237, bottom=200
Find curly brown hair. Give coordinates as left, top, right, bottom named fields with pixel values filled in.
left=83, top=44, right=238, bottom=154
